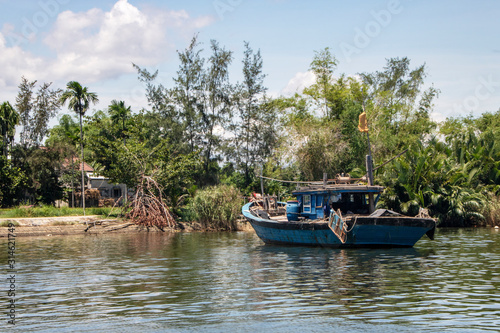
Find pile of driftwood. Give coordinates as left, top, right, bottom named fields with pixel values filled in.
left=125, top=175, right=176, bottom=230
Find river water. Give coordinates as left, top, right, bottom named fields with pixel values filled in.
left=1, top=228, right=499, bottom=332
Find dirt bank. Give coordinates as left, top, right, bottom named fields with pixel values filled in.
left=0, top=216, right=253, bottom=237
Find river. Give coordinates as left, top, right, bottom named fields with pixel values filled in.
left=1, top=228, right=499, bottom=332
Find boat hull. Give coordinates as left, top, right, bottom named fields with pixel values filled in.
left=243, top=202, right=436, bottom=248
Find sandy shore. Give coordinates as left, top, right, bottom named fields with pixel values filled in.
left=0, top=216, right=143, bottom=237
left=0, top=216, right=253, bottom=237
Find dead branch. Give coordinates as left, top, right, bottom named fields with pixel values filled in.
left=124, top=174, right=176, bottom=230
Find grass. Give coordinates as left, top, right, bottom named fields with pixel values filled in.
left=192, top=185, right=243, bottom=231
left=0, top=220, right=20, bottom=227
left=0, top=205, right=123, bottom=219
left=483, top=195, right=500, bottom=227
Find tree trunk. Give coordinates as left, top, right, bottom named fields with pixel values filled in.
left=79, top=109, right=86, bottom=216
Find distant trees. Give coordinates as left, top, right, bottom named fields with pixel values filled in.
left=229, top=41, right=277, bottom=188
left=1, top=36, right=499, bottom=228
left=0, top=154, right=25, bottom=207
left=273, top=47, right=367, bottom=180
left=15, top=76, right=62, bottom=147
left=305, top=47, right=338, bottom=118
left=0, top=101, right=19, bottom=157
left=360, top=57, right=439, bottom=157
left=108, top=100, right=132, bottom=145
left=132, top=37, right=277, bottom=190
left=0, top=76, right=62, bottom=207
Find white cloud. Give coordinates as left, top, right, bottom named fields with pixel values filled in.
left=43, top=0, right=213, bottom=82
left=280, top=71, right=316, bottom=96
left=0, top=32, right=44, bottom=88
left=0, top=0, right=214, bottom=88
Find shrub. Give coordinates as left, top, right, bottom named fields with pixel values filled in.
left=483, top=194, right=500, bottom=227
left=193, top=185, right=242, bottom=231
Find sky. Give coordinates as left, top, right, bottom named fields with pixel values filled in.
left=1, top=0, right=499, bottom=126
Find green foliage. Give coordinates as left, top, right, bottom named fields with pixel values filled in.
left=86, top=109, right=202, bottom=205
left=12, top=40, right=497, bottom=230
left=361, top=57, right=438, bottom=159
left=0, top=101, right=20, bottom=157
left=483, top=194, right=500, bottom=226
left=0, top=205, right=116, bottom=218
left=60, top=81, right=99, bottom=213
left=379, top=139, right=487, bottom=226
left=0, top=155, right=26, bottom=207
left=305, top=47, right=337, bottom=118
left=9, top=145, right=64, bottom=205
left=15, top=77, right=62, bottom=147
left=227, top=42, right=277, bottom=188
left=192, top=185, right=242, bottom=230
left=108, top=100, right=132, bottom=144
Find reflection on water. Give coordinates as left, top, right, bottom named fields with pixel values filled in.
left=1, top=228, right=499, bottom=332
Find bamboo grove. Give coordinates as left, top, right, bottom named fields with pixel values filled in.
left=1, top=36, right=499, bottom=227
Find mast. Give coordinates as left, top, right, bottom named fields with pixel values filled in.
left=359, top=103, right=375, bottom=213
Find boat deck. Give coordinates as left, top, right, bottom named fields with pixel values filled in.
left=267, top=214, right=355, bottom=224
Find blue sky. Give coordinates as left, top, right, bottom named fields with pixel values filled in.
left=1, top=0, right=499, bottom=125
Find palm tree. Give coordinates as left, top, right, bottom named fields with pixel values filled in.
left=0, top=101, right=20, bottom=157
left=60, top=82, right=98, bottom=215
left=108, top=100, right=131, bottom=145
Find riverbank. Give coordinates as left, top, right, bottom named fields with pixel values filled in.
left=0, top=216, right=253, bottom=237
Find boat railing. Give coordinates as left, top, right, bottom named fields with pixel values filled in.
left=249, top=194, right=286, bottom=217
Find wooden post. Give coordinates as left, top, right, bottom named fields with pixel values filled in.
left=323, top=173, right=328, bottom=187
left=366, top=131, right=374, bottom=186
left=368, top=193, right=375, bottom=213
left=366, top=154, right=374, bottom=186
left=260, top=170, right=268, bottom=211
left=366, top=131, right=375, bottom=213
left=260, top=172, right=264, bottom=198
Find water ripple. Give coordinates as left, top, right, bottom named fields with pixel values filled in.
left=1, top=228, right=499, bottom=332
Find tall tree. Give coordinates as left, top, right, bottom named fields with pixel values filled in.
left=172, top=35, right=205, bottom=153
left=60, top=81, right=99, bottom=214
left=15, top=77, right=61, bottom=146
left=16, top=77, right=36, bottom=146
left=0, top=154, right=26, bottom=207
left=231, top=41, right=274, bottom=186
left=360, top=57, right=438, bottom=158
left=32, top=82, right=62, bottom=144
left=304, top=47, right=337, bottom=118
left=46, top=115, right=81, bottom=207
left=0, top=101, right=20, bottom=157
left=201, top=39, right=233, bottom=180
left=108, top=100, right=132, bottom=145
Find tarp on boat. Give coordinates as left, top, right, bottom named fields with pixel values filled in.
left=369, top=209, right=402, bottom=217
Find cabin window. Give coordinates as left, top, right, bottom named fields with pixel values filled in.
left=331, top=193, right=341, bottom=203
left=330, top=193, right=370, bottom=215
left=303, top=195, right=311, bottom=212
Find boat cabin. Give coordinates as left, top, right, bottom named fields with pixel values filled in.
left=286, top=184, right=384, bottom=221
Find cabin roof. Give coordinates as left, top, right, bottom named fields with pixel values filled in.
left=293, top=184, right=384, bottom=195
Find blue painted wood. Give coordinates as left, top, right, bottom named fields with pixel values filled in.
left=242, top=202, right=436, bottom=248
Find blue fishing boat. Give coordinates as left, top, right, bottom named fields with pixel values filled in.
left=243, top=112, right=436, bottom=248
left=242, top=175, right=436, bottom=248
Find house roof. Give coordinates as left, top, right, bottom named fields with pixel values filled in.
left=62, top=158, right=94, bottom=172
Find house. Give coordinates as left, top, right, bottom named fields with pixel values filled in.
left=62, top=157, right=132, bottom=205
left=88, top=174, right=133, bottom=204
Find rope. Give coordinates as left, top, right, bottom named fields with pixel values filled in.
left=258, top=175, right=324, bottom=184
left=346, top=216, right=358, bottom=232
